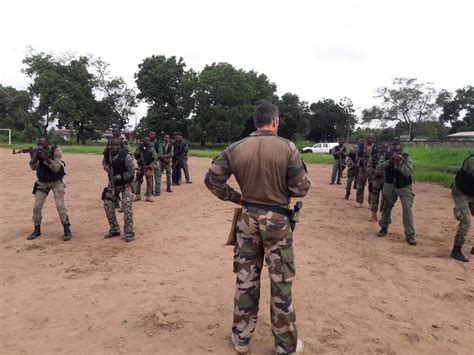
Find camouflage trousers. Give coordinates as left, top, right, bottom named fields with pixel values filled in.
left=182, top=156, right=191, bottom=182
left=233, top=206, right=297, bottom=354
left=32, top=180, right=69, bottom=226
left=154, top=163, right=172, bottom=194
left=331, top=160, right=345, bottom=184
left=345, top=165, right=359, bottom=197
left=134, top=170, right=153, bottom=197
left=103, top=185, right=134, bottom=236
left=452, top=184, right=474, bottom=247
left=379, top=184, right=416, bottom=240
left=368, top=176, right=384, bottom=213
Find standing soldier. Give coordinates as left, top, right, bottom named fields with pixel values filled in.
left=155, top=134, right=174, bottom=195
left=344, top=145, right=359, bottom=200
left=27, top=136, right=72, bottom=241
left=172, top=134, right=186, bottom=186
left=376, top=142, right=416, bottom=246
left=181, top=136, right=192, bottom=184
left=450, top=154, right=474, bottom=262
left=105, top=126, right=129, bottom=151
left=133, top=136, right=157, bottom=202
left=369, top=142, right=389, bottom=221
left=205, top=102, right=310, bottom=355
left=102, top=138, right=135, bottom=242
left=356, top=133, right=380, bottom=210
left=148, top=131, right=163, bottom=196
left=330, top=140, right=346, bottom=185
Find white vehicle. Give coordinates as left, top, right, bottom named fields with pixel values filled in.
left=301, top=142, right=339, bottom=154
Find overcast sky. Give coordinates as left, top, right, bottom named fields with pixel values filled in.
left=1, top=0, right=473, bottom=124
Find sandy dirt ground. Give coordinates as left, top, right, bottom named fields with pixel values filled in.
left=0, top=149, right=473, bottom=354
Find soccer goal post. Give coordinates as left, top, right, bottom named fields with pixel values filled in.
left=0, top=129, right=12, bottom=145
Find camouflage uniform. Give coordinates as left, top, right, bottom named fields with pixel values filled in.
left=330, top=145, right=346, bottom=184
left=182, top=142, right=191, bottom=182
left=133, top=144, right=157, bottom=198
left=102, top=149, right=135, bottom=237
left=377, top=151, right=416, bottom=243
left=345, top=148, right=359, bottom=199
left=452, top=155, right=474, bottom=248
left=30, top=146, right=70, bottom=226
left=172, top=140, right=186, bottom=185
left=356, top=143, right=380, bottom=211
left=205, top=130, right=311, bottom=354
left=155, top=142, right=174, bottom=194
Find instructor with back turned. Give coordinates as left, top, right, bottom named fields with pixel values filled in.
left=205, top=102, right=310, bottom=355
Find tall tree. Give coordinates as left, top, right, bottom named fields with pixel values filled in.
left=193, top=62, right=255, bottom=145
left=277, top=93, right=310, bottom=140
left=362, top=78, right=439, bottom=140
left=437, top=86, right=474, bottom=132
left=308, top=99, right=353, bottom=142
left=92, top=58, right=137, bottom=130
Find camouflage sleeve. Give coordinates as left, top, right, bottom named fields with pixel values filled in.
left=463, top=156, right=474, bottom=174
left=377, top=155, right=390, bottom=171
left=122, top=154, right=135, bottom=182
left=102, top=156, right=110, bottom=172
left=287, top=143, right=311, bottom=197
left=43, top=147, right=64, bottom=173
left=204, top=150, right=242, bottom=204
left=156, top=143, right=163, bottom=159
left=184, top=143, right=190, bottom=155
left=150, top=147, right=158, bottom=168
left=29, top=160, right=39, bottom=171
left=397, top=155, right=413, bottom=177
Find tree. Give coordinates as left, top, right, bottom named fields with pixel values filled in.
left=308, top=99, right=355, bottom=142
left=135, top=55, right=196, bottom=135
left=193, top=62, right=255, bottom=145
left=277, top=93, right=310, bottom=140
left=437, top=86, right=474, bottom=132
left=362, top=78, right=439, bottom=140
left=92, top=58, right=137, bottom=130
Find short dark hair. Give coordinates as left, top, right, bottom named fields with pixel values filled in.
left=110, top=137, right=121, bottom=144
left=38, top=135, right=49, bottom=142
left=254, top=102, right=278, bottom=128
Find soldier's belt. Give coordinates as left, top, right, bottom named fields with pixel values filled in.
left=242, top=201, right=291, bottom=218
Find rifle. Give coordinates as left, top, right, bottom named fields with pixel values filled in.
left=12, top=147, right=45, bottom=155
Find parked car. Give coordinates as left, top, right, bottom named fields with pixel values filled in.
left=301, top=142, right=339, bottom=154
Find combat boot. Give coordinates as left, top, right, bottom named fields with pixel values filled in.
left=27, top=225, right=41, bottom=240
left=63, top=223, right=72, bottom=241
left=125, top=234, right=134, bottom=242
left=230, top=333, right=249, bottom=354
left=166, top=184, right=172, bottom=192
left=344, top=193, right=349, bottom=200
left=104, top=230, right=121, bottom=238
left=451, top=245, right=469, bottom=262
left=406, top=237, right=417, bottom=246
left=376, top=227, right=388, bottom=237
left=471, top=246, right=474, bottom=255
left=145, top=196, right=154, bottom=202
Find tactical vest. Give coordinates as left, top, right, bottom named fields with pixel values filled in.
left=104, top=149, right=133, bottom=186
left=333, top=145, right=344, bottom=160
left=162, top=143, right=172, bottom=155
left=455, top=155, right=474, bottom=196
left=138, top=145, right=154, bottom=165
left=358, top=143, right=379, bottom=168
left=37, top=145, right=66, bottom=183
left=384, top=152, right=412, bottom=188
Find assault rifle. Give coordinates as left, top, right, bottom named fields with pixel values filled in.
left=12, top=147, right=45, bottom=155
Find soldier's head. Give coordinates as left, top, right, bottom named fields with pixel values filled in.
left=339, top=140, right=345, bottom=147
left=391, top=141, right=402, bottom=153
left=366, top=133, right=374, bottom=145
left=148, top=131, right=156, bottom=141
left=142, top=136, right=150, bottom=147
left=112, top=127, right=121, bottom=137
left=380, top=142, right=389, bottom=153
left=254, top=102, right=279, bottom=133
left=163, top=134, right=170, bottom=144
left=37, top=136, right=50, bottom=149
left=110, top=138, right=121, bottom=155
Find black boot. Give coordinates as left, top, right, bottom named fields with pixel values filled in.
left=27, top=225, right=41, bottom=240
left=471, top=247, right=474, bottom=255
left=344, top=193, right=349, bottom=200
left=63, top=223, right=72, bottom=241
left=166, top=184, right=172, bottom=192
left=406, top=238, right=417, bottom=246
left=451, top=245, right=469, bottom=262
left=376, top=227, right=388, bottom=238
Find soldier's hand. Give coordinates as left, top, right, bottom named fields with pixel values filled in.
left=38, top=151, right=49, bottom=160
left=393, top=154, right=402, bottom=165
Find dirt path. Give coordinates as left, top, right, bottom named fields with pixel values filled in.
left=0, top=149, right=472, bottom=354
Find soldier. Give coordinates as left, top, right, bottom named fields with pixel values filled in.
left=155, top=134, right=174, bottom=195
left=376, top=142, right=416, bottom=246
left=105, top=126, right=129, bottom=151
left=344, top=145, right=359, bottom=200
left=330, top=140, right=346, bottom=185
left=27, top=136, right=72, bottom=241
left=356, top=133, right=380, bottom=211
left=172, top=134, right=186, bottom=186
left=205, top=102, right=310, bottom=355
left=368, top=142, right=389, bottom=221
left=181, top=136, right=192, bottom=184
left=450, top=154, right=474, bottom=262
left=148, top=130, right=162, bottom=196
left=102, top=138, right=135, bottom=242
left=133, top=136, right=157, bottom=202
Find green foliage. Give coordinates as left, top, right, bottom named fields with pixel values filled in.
left=437, top=86, right=474, bottom=133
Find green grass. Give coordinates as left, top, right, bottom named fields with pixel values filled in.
left=2, top=143, right=470, bottom=188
